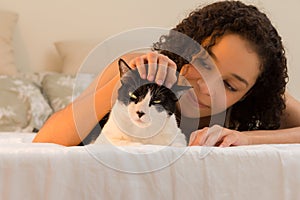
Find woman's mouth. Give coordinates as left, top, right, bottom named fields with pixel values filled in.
left=186, top=91, right=210, bottom=109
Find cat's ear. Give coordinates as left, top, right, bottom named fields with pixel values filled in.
left=118, top=58, right=132, bottom=77
left=171, top=85, right=192, bottom=99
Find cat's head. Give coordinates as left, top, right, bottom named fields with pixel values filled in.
left=116, top=58, right=190, bottom=128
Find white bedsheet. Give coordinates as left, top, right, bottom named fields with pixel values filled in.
left=0, top=132, right=300, bottom=200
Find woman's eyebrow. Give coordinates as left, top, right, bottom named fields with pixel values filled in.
left=231, top=73, right=249, bottom=87
left=209, top=51, right=249, bottom=87
left=208, top=51, right=219, bottom=62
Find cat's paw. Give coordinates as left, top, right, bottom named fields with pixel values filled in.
left=112, top=141, right=143, bottom=146
left=170, top=142, right=187, bottom=147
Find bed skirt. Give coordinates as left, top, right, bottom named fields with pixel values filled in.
left=0, top=132, right=300, bottom=200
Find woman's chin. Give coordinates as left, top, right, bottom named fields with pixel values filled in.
left=178, top=94, right=210, bottom=118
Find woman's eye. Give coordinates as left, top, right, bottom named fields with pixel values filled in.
left=224, top=81, right=237, bottom=92
left=194, top=58, right=211, bottom=70
left=129, top=92, right=137, bottom=99
left=200, top=60, right=210, bottom=70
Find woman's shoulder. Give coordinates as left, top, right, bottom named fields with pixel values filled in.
left=280, top=92, right=300, bottom=128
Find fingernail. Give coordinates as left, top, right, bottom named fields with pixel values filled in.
left=203, top=143, right=211, bottom=146
left=189, top=134, right=196, bottom=145
left=156, top=80, right=163, bottom=85
left=141, top=74, right=146, bottom=79
left=166, top=83, right=172, bottom=88
left=147, top=75, right=154, bottom=81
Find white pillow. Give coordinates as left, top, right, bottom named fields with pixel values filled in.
left=54, top=40, right=99, bottom=75
left=54, top=39, right=149, bottom=76
left=0, top=10, right=18, bottom=75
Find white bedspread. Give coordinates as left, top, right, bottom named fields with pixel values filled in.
left=0, top=132, right=300, bottom=200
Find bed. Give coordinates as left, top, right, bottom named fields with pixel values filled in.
left=1, top=6, right=300, bottom=200
left=1, top=132, right=300, bottom=199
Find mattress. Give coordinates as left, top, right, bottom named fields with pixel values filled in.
left=0, top=132, right=300, bottom=200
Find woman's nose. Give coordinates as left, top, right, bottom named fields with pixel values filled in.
left=197, top=78, right=210, bottom=96
left=197, top=75, right=225, bottom=99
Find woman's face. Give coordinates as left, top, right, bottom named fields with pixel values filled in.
left=178, top=34, right=261, bottom=118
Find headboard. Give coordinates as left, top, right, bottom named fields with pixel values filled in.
left=0, top=0, right=299, bottom=99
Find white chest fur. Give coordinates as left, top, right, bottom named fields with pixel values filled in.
left=94, top=100, right=187, bottom=147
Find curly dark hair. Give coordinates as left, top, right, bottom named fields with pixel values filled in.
left=153, top=1, right=288, bottom=131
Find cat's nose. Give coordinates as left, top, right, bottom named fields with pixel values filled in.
left=136, top=111, right=145, bottom=118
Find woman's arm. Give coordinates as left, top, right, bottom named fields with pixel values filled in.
left=280, top=91, right=300, bottom=128
left=245, top=92, right=300, bottom=145
left=189, top=125, right=300, bottom=147
left=33, top=53, right=142, bottom=146
left=244, top=127, right=300, bottom=145
left=189, top=92, right=300, bottom=147
left=32, top=70, right=119, bottom=146
left=33, top=52, right=182, bottom=146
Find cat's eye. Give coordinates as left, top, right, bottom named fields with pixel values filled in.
left=153, top=100, right=161, bottom=104
left=129, top=92, right=137, bottom=99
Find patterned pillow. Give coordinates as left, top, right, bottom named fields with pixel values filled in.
left=0, top=76, right=53, bottom=131
left=41, top=73, right=95, bottom=112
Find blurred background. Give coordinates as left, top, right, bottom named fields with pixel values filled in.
left=0, top=0, right=299, bottom=99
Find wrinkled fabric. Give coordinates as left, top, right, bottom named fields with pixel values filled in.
left=0, top=132, right=300, bottom=200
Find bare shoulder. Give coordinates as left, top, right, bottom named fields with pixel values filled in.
left=280, top=92, right=300, bottom=128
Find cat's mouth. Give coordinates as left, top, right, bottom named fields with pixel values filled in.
left=131, top=117, right=151, bottom=128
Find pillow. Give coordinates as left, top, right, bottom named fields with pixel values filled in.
left=0, top=76, right=53, bottom=132
left=42, top=73, right=95, bottom=112
left=0, top=10, right=18, bottom=75
left=54, top=40, right=99, bottom=75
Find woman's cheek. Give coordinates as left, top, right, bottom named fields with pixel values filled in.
left=208, top=87, right=228, bottom=115
left=178, top=94, right=213, bottom=118
left=178, top=93, right=201, bottom=117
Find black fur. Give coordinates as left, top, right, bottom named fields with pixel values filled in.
left=80, top=58, right=190, bottom=145
left=118, top=58, right=190, bottom=115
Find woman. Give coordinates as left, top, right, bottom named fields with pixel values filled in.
left=33, top=1, right=300, bottom=147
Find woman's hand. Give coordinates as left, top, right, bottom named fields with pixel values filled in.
left=129, top=52, right=177, bottom=88
left=188, top=125, right=252, bottom=147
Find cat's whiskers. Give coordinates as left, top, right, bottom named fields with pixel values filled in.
left=94, top=59, right=188, bottom=146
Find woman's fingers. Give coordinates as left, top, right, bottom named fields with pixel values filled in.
left=129, top=52, right=177, bottom=88
left=203, top=125, right=224, bottom=146
left=188, top=128, right=209, bottom=146
left=132, top=56, right=147, bottom=79
left=155, top=55, right=168, bottom=85
left=219, top=134, right=237, bottom=147
left=146, top=52, right=158, bottom=82
left=188, top=126, right=251, bottom=147
left=165, top=59, right=177, bottom=88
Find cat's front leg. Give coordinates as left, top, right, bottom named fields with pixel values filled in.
left=170, top=142, right=186, bottom=147
left=111, top=140, right=143, bottom=146
left=94, top=136, right=142, bottom=146
left=170, top=132, right=187, bottom=147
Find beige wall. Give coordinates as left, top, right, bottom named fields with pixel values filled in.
left=0, top=0, right=299, bottom=99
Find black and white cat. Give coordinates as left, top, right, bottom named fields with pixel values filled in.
left=94, top=59, right=189, bottom=146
